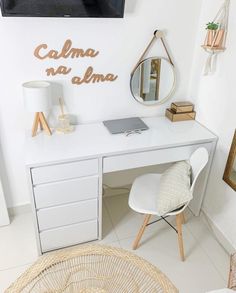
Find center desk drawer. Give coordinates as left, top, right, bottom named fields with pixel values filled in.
left=37, top=199, right=98, bottom=231
left=40, top=220, right=98, bottom=253
left=34, top=176, right=98, bottom=209
left=31, top=159, right=99, bottom=185
left=103, top=144, right=210, bottom=173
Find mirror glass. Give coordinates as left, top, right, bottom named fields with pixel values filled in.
left=223, top=130, right=236, bottom=191
left=130, top=57, right=176, bottom=106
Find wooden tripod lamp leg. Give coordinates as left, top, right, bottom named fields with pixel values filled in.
left=39, top=112, right=52, bottom=136
left=32, top=113, right=40, bottom=137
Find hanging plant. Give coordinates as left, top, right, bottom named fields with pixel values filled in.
left=202, top=0, right=230, bottom=75
left=206, top=22, right=219, bottom=30
left=204, top=22, right=225, bottom=48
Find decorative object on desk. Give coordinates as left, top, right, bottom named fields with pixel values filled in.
left=56, top=98, right=74, bottom=134
left=6, top=245, right=178, bottom=293
left=171, top=101, right=194, bottom=113
left=166, top=101, right=196, bottom=122
left=23, top=81, right=52, bottom=137
left=202, top=0, right=230, bottom=75
left=223, top=130, right=236, bottom=191
left=130, top=30, right=176, bottom=106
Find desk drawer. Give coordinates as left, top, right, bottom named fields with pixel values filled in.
left=34, top=176, right=98, bottom=209
left=103, top=144, right=211, bottom=173
left=32, top=159, right=99, bottom=185
left=37, top=199, right=98, bottom=231
left=40, top=220, right=98, bottom=252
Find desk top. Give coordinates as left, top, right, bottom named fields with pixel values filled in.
left=25, top=117, right=217, bottom=167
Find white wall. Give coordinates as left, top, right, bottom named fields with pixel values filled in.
left=189, top=0, right=236, bottom=249
left=0, top=176, right=10, bottom=226
left=0, top=0, right=202, bottom=207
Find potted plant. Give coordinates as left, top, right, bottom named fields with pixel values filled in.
left=204, top=22, right=225, bottom=48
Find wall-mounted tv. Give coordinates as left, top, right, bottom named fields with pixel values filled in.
left=0, top=0, right=125, bottom=18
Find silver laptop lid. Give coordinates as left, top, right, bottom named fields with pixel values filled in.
left=103, top=117, right=149, bottom=134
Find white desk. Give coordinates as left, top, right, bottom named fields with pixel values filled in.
left=25, top=117, right=217, bottom=254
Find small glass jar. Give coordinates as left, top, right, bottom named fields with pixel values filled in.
left=56, top=114, right=74, bottom=134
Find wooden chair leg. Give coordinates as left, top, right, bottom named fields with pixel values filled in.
left=132, top=214, right=151, bottom=250
left=176, top=214, right=185, bottom=261
left=181, top=212, right=186, bottom=224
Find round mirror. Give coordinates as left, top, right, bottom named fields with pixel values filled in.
left=130, top=57, right=176, bottom=106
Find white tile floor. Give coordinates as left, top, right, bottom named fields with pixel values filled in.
left=0, top=194, right=230, bottom=293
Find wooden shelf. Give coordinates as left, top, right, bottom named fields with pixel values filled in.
left=202, top=45, right=226, bottom=53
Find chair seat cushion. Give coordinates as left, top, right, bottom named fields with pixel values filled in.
left=129, top=174, right=162, bottom=215
left=156, top=161, right=192, bottom=216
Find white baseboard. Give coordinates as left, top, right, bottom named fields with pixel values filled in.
left=8, top=204, right=31, bottom=217
left=201, top=209, right=235, bottom=255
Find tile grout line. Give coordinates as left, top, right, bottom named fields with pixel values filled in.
left=0, top=261, right=33, bottom=273
left=103, top=199, right=121, bottom=247
left=185, top=215, right=228, bottom=283
left=104, top=195, right=178, bottom=247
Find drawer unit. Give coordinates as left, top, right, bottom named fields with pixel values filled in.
left=32, top=159, right=99, bottom=185
left=34, top=176, right=98, bottom=209
left=40, top=220, right=98, bottom=252
left=103, top=143, right=212, bottom=173
left=37, top=199, right=98, bottom=231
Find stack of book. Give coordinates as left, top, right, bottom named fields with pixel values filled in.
left=165, top=101, right=196, bottom=122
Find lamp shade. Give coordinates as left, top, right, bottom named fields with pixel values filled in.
left=23, top=81, right=52, bottom=112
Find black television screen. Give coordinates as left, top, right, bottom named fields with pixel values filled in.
left=0, top=0, right=125, bottom=17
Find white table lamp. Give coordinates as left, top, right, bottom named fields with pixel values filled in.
left=23, top=81, right=52, bottom=137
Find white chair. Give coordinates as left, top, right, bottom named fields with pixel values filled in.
left=128, top=147, right=209, bottom=261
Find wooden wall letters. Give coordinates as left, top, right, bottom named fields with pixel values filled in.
left=34, top=39, right=118, bottom=86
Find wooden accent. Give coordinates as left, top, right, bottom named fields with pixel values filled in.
left=132, top=214, right=151, bottom=250
left=31, top=112, right=52, bottom=137
left=72, top=66, right=118, bottom=86
left=176, top=214, right=185, bottom=261
left=33, top=40, right=118, bottom=86
left=34, top=39, right=99, bottom=60
left=131, top=35, right=156, bottom=76
left=39, top=118, right=43, bottom=131
left=202, top=45, right=225, bottom=53
left=214, top=29, right=225, bottom=48
left=151, top=59, right=161, bottom=100
left=171, top=102, right=194, bottom=113
left=166, top=108, right=196, bottom=122
left=32, top=113, right=40, bottom=137
left=223, top=130, right=236, bottom=191
left=140, top=63, right=145, bottom=99
left=46, top=65, right=72, bottom=76
left=39, top=113, right=52, bottom=135
left=181, top=212, right=186, bottom=224
left=228, top=253, right=236, bottom=290
left=131, top=30, right=174, bottom=76
left=160, top=37, right=174, bottom=66
left=204, top=29, right=225, bottom=50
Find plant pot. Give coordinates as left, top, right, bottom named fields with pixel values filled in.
left=214, top=29, right=225, bottom=48
left=204, top=29, right=225, bottom=48
left=204, top=29, right=217, bottom=47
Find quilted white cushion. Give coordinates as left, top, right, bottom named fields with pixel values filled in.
left=156, top=161, right=192, bottom=216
